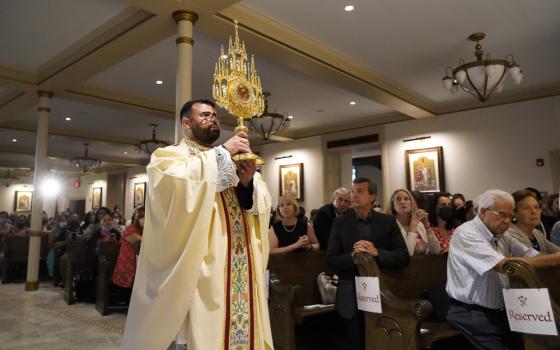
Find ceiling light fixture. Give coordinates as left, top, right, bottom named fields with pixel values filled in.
left=0, top=169, right=19, bottom=187
left=344, top=5, right=354, bottom=12
left=249, top=92, right=291, bottom=142
left=65, top=117, right=71, bottom=121
left=442, top=33, right=522, bottom=102
left=123, top=151, right=128, bottom=155
left=70, top=143, right=102, bottom=173
left=156, top=80, right=163, bottom=85
left=350, top=101, right=356, bottom=105
left=137, top=124, right=170, bottom=154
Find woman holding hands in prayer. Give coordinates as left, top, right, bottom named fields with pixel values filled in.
left=269, top=192, right=319, bottom=253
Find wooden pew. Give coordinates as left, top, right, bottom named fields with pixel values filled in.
left=96, top=240, right=128, bottom=315
left=267, top=250, right=335, bottom=350
left=503, top=260, right=560, bottom=350
left=0, top=234, right=49, bottom=283
left=61, top=239, right=89, bottom=304
left=353, top=253, right=461, bottom=350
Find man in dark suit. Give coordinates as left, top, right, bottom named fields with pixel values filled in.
left=327, top=178, right=409, bottom=350
left=313, top=187, right=351, bottom=250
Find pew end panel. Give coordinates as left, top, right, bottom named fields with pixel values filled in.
left=503, top=260, right=560, bottom=350
left=353, top=252, right=461, bottom=350
left=62, top=240, right=88, bottom=305
left=267, top=251, right=336, bottom=350
left=96, top=240, right=128, bottom=315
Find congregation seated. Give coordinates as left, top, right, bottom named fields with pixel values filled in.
left=388, top=189, right=440, bottom=256
left=112, top=206, right=144, bottom=295
left=505, top=189, right=560, bottom=254
left=312, top=187, right=351, bottom=251
left=542, top=193, right=559, bottom=236
left=428, top=192, right=456, bottom=253
left=111, top=211, right=125, bottom=233
left=552, top=221, right=560, bottom=245
left=47, top=213, right=82, bottom=282
left=81, top=207, right=112, bottom=241
left=269, top=193, right=319, bottom=254
left=11, top=216, right=30, bottom=236
left=81, top=211, right=96, bottom=232
left=451, top=193, right=468, bottom=227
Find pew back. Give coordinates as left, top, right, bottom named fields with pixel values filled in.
left=1, top=234, right=49, bottom=283
left=96, top=240, right=128, bottom=315
left=503, top=260, right=560, bottom=350
left=354, top=253, right=460, bottom=350
left=267, top=250, right=335, bottom=350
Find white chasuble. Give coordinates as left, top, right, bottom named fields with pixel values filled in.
left=121, top=139, right=273, bottom=350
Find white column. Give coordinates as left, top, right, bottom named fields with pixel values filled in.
left=173, top=10, right=198, bottom=143
left=25, top=91, right=53, bottom=291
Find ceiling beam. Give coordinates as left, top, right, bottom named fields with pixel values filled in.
left=0, top=124, right=139, bottom=146
left=0, top=6, right=176, bottom=125
left=0, top=146, right=147, bottom=167
left=198, top=4, right=436, bottom=119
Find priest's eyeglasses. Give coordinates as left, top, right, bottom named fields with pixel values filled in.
left=199, top=111, right=221, bottom=121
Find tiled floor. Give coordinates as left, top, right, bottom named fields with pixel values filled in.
left=0, top=282, right=125, bottom=350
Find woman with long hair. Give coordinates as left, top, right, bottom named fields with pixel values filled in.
left=113, top=206, right=145, bottom=289
left=269, top=193, right=319, bottom=253
left=388, top=189, right=440, bottom=256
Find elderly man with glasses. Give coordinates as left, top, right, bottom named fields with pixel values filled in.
left=446, top=189, right=560, bottom=350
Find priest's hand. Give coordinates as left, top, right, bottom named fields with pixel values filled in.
left=238, top=159, right=256, bottom=187
left=222, top=132, right=251, bottom=155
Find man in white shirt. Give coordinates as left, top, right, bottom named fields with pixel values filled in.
left=446, top=189, right=560, bottom=350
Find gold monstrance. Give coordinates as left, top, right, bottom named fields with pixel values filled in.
left=212, top=20, right=265, bottom=164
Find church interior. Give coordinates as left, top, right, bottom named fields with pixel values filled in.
left=0, top=1, right=559, bottom=349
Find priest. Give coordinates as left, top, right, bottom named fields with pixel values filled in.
left=121, top=99, right=273, bottom=350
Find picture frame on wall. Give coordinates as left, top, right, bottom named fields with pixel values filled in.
left=92, top=187, right=103, bottom=210
left=279, top=163, right=304, bottom=200
left=405, top=146, right=445, bottom=193
left=133, top=182, right=146, bottom=208
left=14, top=190, right=33, bottom=212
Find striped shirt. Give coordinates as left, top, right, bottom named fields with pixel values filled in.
left=446, top=216, right=539, bottom=309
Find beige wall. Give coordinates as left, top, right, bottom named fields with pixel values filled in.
left=383, top=96, right=560, bottom=200
left=259, top=135, right=324, bottom=215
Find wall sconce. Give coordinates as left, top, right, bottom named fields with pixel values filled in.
left=402, top=136, right=431, bottom=143
left=274, top=155, right=293, bottom=161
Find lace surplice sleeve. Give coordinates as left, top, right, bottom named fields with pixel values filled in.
left=214, top=145, right=239, bottom=192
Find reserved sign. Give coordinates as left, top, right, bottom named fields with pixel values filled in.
left=355, top=276, right=382, bottom=313
left=503, top=288, right=557, bottom=336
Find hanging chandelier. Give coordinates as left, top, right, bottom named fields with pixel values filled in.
left=0, top=169, right=19, bottom=187
left=442, top=33, right=522, bottom=102
left=70, top=143, right=102, bottom=173
left=136, top=123, right=170, bottom=155
left=249, top=93, right=292, bottom=142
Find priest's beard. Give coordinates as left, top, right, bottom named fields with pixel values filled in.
left=191, top=121, right=220, bottom=145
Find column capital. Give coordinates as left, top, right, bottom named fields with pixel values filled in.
left=172, top=10, right=198, bottom=24
left=37, top=91, right=54, bottom=98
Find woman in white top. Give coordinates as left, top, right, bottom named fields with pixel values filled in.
left=388, top=189, right=441, bottom=256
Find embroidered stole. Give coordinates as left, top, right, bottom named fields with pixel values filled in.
left=220, top=187, right=255, bottom=350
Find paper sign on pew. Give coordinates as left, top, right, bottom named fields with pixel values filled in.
left=502, top=288, right=557, bottom=336
left=355, top=276, right=382, bottom=313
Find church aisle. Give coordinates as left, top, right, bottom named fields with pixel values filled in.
left=0, top=282, right=124, bottom=349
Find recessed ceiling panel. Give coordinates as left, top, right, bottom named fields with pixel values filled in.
left=0, top=0, right=129, bottom=69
